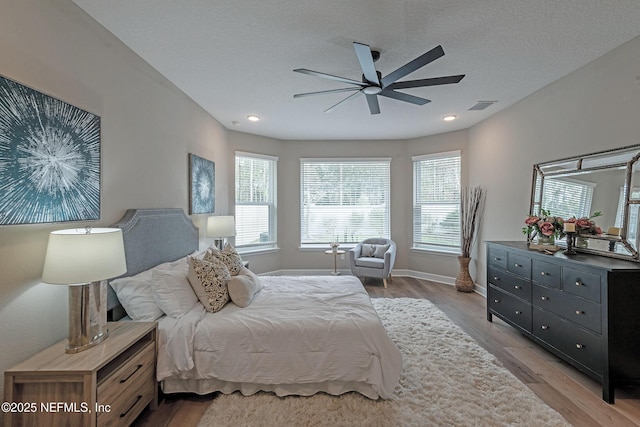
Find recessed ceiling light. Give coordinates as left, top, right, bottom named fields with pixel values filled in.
left=246, top=115, right=261, bottom=122
left=442, top=115, right=458, bottom=122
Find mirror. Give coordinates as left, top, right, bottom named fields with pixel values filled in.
left=530, top=144, right=640, bottom=262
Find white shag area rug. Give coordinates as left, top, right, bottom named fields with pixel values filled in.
left=198, top=298, right=570, bottom=427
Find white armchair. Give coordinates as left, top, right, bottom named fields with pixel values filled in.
left=349, top=238, right=396, bottom=288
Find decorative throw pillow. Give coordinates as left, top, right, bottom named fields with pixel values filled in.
left=110, top=270, right=163, bottom=321
left=187, top=256, right=231, bottom=312
left=227, top=267, right=263, bottom=308
left=204, top=244, right=244, bottom=276
left=361, top=243, right=376, bottom=257
left=151, top=261, right=198, bottom=318
left=373, top=244, right=390, bottom=258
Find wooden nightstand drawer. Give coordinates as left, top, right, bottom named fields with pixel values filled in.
left=533, top=284, right=601, bottom=333
left=488, top=247, right=507, bottom=269
left=98, top=366, right=155, bottom=426
left=98, top=340, right=155, bottom=406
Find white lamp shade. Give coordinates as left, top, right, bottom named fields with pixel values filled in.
left=207, top=216, right=236, bottom=238
left=42, top=228, right=127, bottom=285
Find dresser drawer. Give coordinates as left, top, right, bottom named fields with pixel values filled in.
left=488, top=266, right=531, bottom=301
left=488, top=246, right=508, bottom=270
left=532, top=259, right=561, bottom=288
left=533, top=308, right=602, bottom=374
left=489, top=285, right=532, bottom=332
left=507, top=253, right=531, bottom=279
left=97, top=341, right=155, bottom=407
left=562, top=267, right=601, bottom=302
left=532, top=284, right=601, bottom=333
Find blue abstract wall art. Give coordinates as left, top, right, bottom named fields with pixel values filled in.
left=0, top=76, right=101, bottom=225
left=189, top=153, right=215, bottom=214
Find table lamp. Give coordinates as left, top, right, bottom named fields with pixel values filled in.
left=207, top=215, right=236, bottom=249
left=42, top=227, right=126, bottom=353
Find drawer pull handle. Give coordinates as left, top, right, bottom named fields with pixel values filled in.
left=515, top=310, right=522, bottom=315
left=576, top=343, right=584, bottom=349
left=493, top=276, right=499, bottom=281
left=494, top=299, right=500, bottom=303
left=540, top=271, right=547, bottom=276
left=120, top=395, right=143, bottom=418
left=575, top=281, right=582, bottom=286
left=493, top=257, right=501, bottom=261
left=541, top=325, right=548, bottom=330
left=120, top=364, right=143, bottom=384
left=514, top=263, right=521, bottom=267
left=575, top=310, right=583, bottom=315
left=514, top=285, right=521, bottom=289
left=541, top=296, right=548, bottom=301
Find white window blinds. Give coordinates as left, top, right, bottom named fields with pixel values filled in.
left=413, top=151, right=461, bottom=251
left=300, top=158, right=390, bottom=245
left=235, top=152, right=277, bottom=250
left=537, top=177, right=595, bottom=220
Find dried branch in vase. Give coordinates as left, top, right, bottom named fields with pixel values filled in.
left=460, top=186, right=486, bottom=258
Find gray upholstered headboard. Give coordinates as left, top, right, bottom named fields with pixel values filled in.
left=107, top=208, right=199, bottom=312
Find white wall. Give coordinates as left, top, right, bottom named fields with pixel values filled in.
left=468, top=35, right=640, bottom=291
left=0, top=0, right=230, bottom=400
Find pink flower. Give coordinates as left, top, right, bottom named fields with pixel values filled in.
left=595, top=226, right=602, bottom=234
left=576, top=218, right=592, bottom=229
left=539, top=221, right=555, bottom=236
left=525, top=216, right=540, bottom=226
left=565, top=218, right=576, bottom=223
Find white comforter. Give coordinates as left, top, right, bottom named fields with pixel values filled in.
left=156, top=275, right=402, bottom=399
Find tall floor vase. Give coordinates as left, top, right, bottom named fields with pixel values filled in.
left=455, top=256, right=474, bottom=293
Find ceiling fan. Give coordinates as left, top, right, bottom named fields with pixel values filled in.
left=293, top=42, right=465, bottom=115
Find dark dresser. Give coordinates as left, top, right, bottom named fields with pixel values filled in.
left=486, top=241, right=640, bottom=403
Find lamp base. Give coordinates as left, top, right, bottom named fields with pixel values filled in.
left=66, top=281, right=109, bottom=353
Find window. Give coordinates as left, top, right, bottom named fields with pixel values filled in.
left=413, top=151, right=461, bottom=252
left=537, top=177, right=595, bottom=219
left=235, top=152, right=277, bottom=251
left=300, top=158, right=390, bottom=245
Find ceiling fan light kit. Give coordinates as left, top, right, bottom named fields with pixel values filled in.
left=293, top=42, right=465, bottom=115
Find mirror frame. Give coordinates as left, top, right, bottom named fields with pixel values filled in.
left=529, top=144, right=640, bottom=262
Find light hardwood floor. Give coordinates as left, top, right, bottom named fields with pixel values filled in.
left=132, top=276, right=640, bottom=427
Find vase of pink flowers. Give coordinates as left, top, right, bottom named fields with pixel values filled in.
left=523, top=209, right=564, bottom=245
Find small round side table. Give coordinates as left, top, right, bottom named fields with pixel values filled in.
left=324, top=249, right=345, bottom=275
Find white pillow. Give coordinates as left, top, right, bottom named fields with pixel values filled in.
left=109, top=270, right=163, bottom=321
left=228, top=267, right=262, bottom=308
left=151, top=260, right=198, bottom=318
left=373, top=244, right=390, bottom=258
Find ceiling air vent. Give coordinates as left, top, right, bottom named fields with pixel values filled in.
left=468, top=101, right=496, bottom=111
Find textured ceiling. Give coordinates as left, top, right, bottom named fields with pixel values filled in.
left=71, top=0, right=640, bottom=140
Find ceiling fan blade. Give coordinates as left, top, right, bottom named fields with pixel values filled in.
left=379, top=89, right=430, bottom=105
left=365, top=94, right=381, bottom=115
left=380, top=45, right=445, bottom=87
left=386, top=74, right=465, bottom=90
left=353, top=42, right=380, bottom=85
left=294, top=69, right=366, bottom=87
left=324, top=90, right=362, bottom=113
left=294, top=87, right=361, bottom=98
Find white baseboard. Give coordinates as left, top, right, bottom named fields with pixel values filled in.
left=260, top=268, right=487, bottom=297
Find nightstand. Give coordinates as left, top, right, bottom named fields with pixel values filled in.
left=4, top=321, right=157, bottom=427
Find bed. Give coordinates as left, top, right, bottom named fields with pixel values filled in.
left=107, top=208, right=402, bottom=399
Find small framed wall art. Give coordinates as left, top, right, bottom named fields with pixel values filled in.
left=189, top=153, right=215, bottom=214
left=0, top=75, right=101, bottom=225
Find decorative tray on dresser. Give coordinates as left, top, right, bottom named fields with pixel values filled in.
left=4, top=321, right=157, bottom=426
left=486, top=241, right=640, bottom=403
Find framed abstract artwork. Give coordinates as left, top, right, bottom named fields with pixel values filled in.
left=189, top=153, right=215, bottom=214
left=0, top=75, right=101, bottom=225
